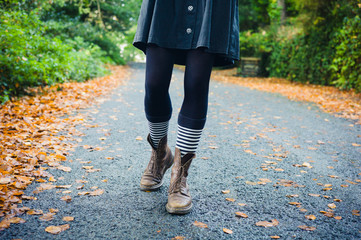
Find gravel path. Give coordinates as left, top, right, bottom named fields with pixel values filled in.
left=2, top=63, right=361, bottom=239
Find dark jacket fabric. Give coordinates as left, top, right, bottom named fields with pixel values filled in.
left=133, top=0, right=240, bottom=66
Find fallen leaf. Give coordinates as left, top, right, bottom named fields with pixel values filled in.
left=286, top=194, right=299, bottom=198
left=39, top=213, right=56, bottom=221
left=334, top=216, right=342, bottom=220
left=56, top=185, right=72, bottom=189
left=226, top=198, right=235, bottom=202
left=352, top=210, right=360, bottom=216
left=235, top=212, right=248, bottom=218
left=308, top=193, right=320, bottom=197
left=86, top=168, right=101, bottom=173
left=135, top=136, right=143, bottom=141
left=57, top=166, right=71, bottom=172
left=255, top=219, right=279, bottom=227
left=62, top=216, right=74, bottom=222
left=221, top=190, right=230, bottom=194
left=345, top=180, right=358, bottom=185
left=27, top=209, right=44, bottom=215
left=0, top=177, right=11, bottom=184
left=289, top=202, right=302, bottom=206
left=172, top=236, right=186, bottom=240
left=89, top=189, right=104, bottom=196
left=328, top=203, right=336, bottom=209
left=60, top=195, right=72, bottom=202
left=238, top=203, right=247, bottom=207
left=223, top=228, right=233, bottom=234
left=305, top=215, right=316, bottom=220
left=45, top=224, right=70, bottom=234
left=245, top=181, right=257, bottom=185
left=78, top=191, right=90, bottom=196
left=82, top=166, right=94, bottom=170
left=193, top=221, right=208, bottom=228
left=320, top=211, right=334, bottom=218
left=298, top=225, right=316, bottom=231
left=8, top=217, right=26, bottom=224
left=270, top=236, right=281, bottom=239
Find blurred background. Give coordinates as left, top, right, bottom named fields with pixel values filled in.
left=1, top=0, right=360, bottom=103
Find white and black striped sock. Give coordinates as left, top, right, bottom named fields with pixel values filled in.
left=148, top=121, right=169, bottom=149
left=176, top=125, right=203, bottom=157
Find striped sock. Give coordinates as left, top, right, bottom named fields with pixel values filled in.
left=148, top=121, right=169, bottom=149
left=176, top=125, right=203, bottom=157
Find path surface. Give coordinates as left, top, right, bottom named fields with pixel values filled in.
left=2, top=63, right=361, bottom=239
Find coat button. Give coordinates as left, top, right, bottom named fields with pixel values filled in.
left=188, top=5, right=194, bottom=11
left=186, top=28, right=192, bottom=34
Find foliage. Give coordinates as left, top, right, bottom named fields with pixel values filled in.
left=243, top=0, right=361, bottom=92
left=330, top=15, right=361, bottom=91
left=268, top=28, right=334, bottom=85
left=0, top=0, right=142, bottom=102
left=0, top=10, right=108, bottom=103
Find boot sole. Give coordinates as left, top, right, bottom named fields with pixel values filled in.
left=140, top=178, right=164, bottom=191
left=165, top=203, right=193, bottom=215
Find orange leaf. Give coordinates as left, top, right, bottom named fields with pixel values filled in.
left=223, top=228, right=233, bottom=234
left=235, top=212, right=248, bottom=218
left=305, top=215, right=316, bottom=220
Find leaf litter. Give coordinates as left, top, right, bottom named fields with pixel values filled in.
left=0, top=66, right=128, bottom=230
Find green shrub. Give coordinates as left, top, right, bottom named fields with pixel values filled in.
left=44, top=17, right=125, bottom=65
left=0, top=10, right=109, bottom=103
left=330, top=15, right=361, bottom=91
left=269, top=30, right=334, bottom=86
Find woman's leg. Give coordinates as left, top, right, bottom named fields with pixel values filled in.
left=144, top=45, right=174, bottom=147
left=176, top=49, right=215, bottom=156
left=167, top=49, right=214, bottom=214
left=140, top=45, right=175, bottom=191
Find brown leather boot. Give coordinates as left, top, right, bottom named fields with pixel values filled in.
left=140, top=134, right=174, bottom=191
left=166, top=148, right=195, bottom=214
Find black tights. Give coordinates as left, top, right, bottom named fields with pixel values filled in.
left=144, top=45, right=214, bottom=129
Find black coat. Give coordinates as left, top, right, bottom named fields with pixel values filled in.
left=133, top=0, right=240, bottom=66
